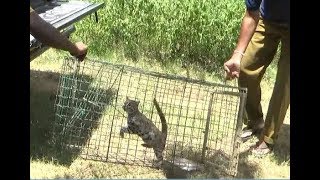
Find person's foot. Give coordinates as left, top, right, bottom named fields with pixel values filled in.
left=240, top=127, right=262, bottom=142
left=240, top=120, right=264, bottom=142
left=251, top=140, right=273, bottom=157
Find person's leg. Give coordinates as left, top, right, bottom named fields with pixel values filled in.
left=239, top=19, right=281, bottom=139
left=252, top=25, right=290, bottom=155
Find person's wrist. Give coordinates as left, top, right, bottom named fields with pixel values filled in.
left=233, top=50, right=245, bottom=56
left=231, top=50, right=244, bottom=59
left=68, top=43, right=79, bottom=56
left=231, top=53, right=243, bottom=61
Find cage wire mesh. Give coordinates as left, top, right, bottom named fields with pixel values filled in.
left=53, top=57, right=247, bottom=177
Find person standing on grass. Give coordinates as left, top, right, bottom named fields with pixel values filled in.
left=30, top=7, right=88, bottom=61
left=223, top=0, right=289, bottom=155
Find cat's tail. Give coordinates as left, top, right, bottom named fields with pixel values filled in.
left=153, top=98, right=167, bottom=139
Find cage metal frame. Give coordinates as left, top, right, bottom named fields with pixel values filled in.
left=53, top=57, right=247, bottom=177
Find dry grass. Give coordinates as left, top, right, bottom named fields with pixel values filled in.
left=30, top=49, right=290, bottom=179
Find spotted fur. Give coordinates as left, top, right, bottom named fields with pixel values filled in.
left=120, top=97, right=167, bottom=168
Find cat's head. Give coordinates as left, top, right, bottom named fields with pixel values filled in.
left=123, top=96, right=140, bottom=114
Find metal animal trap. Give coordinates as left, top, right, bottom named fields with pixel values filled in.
left=53, top=57, right=247, bottom=177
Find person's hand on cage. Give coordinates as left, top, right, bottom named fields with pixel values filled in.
left=223, top=52, right=242, bottom=80
left=69, top=42, right=88, bottom=62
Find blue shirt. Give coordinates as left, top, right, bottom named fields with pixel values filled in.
left=245, top=0, right=290, bottom=24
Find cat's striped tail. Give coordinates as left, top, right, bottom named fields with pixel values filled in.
left=153, top=98, right=167, bottom=140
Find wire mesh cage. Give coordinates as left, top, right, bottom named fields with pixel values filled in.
left=53, top=57, right=247, bottom=177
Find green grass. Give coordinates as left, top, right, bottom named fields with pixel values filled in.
left=72, top=0, right=244, bottom=75
left=30, top=0, right=288, bottom=178
left=30, top=50, right=289, bottom=179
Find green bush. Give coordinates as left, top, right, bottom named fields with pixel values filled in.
left=75, top=0, right=245, bottom=73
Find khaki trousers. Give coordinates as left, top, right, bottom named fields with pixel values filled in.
left=239, top=18, right=290, bottom=144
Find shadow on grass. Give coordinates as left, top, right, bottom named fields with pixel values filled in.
left=30, top=70, right=116, bottom=166
left=235, top=150, right=260, bottom=178
left=273, top=124, right=290, bottom=164
left=235, top=123, right=290, bottom=178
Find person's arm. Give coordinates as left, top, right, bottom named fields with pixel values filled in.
left=223, top=0, right=261, bottom=79
left=30, top=9, right=87, bottom=61
left=232, top=10, right=260, bottom=57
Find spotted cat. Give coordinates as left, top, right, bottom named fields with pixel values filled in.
left=120, top=97, right=167, bottom=168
